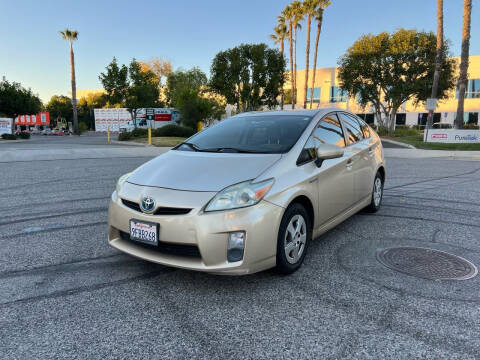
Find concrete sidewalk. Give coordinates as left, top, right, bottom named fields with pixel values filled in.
left=384, top=147, right=480, bottom=160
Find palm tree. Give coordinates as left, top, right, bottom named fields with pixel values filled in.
left=426, top=0, right=444, bottom=130
left=270, top=18, right=288, bottom=109
left=291, top=0, right=304, bottom=109
left=59, top=29, right=79, bottom=135
left=456, top=0, right=472, bottom=129
left=309, top=1, right=330, bottom=109
left=302, top=0, right=316, bottom=109
left=282, top=5, right=295, bottom=109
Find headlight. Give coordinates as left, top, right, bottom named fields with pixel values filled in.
left=205, top=179, right=274, bottom=212
left=116, top=172, right=131, bottom=193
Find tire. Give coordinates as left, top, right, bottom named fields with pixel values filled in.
left=276, top=203, right=311, bottom=274
left=365, top=171, right=384, bottom=213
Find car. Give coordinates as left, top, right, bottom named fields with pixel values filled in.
left=42, top=128, right=52, bottom=135
left=432, top=122, right=453, bottom=129
left=108, top=109, right=385, bottom=275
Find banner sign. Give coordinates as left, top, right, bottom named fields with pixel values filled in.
left=93, top=108, right=132, bottom=133
left=425, top=129, right=480, bottom=143
left=15, top=112, right=50, bottom=126
left=0, top=118, right=12, bottom=135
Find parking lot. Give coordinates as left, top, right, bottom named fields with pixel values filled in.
left=1, top=135, right=480, bottom=359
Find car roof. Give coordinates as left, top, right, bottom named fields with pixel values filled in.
left=233, top=108, right=344, bottom=118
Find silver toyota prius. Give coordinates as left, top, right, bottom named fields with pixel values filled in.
left=108, top=109, right=385, bottom=275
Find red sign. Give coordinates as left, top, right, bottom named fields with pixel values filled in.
left=15, top=112, right=50, bottom=125
left=154, top=113, right=172, bottom=121
left=432, top=133, right=447, bottom=139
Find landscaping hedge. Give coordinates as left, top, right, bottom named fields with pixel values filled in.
left=18, top=131, right=31, bottom=139
left=152, top=124, right=196, bottom=138
left=1, top=133, right=16, bottom=140
left=118, top=131, right=133, bottom=141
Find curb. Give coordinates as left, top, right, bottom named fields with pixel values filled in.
left=380, top=138, right=416, bottom=149
left=110, top=140, right=148, bottom=147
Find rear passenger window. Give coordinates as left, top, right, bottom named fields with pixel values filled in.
left=339, top=113, right=363, bottom=145
left=352, top=115, right=371, bottom=138
left=297, top=114, right=345, bottom=165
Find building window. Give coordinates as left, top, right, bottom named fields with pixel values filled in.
left=454, top=112, right=479, bottom=125
left=356, top=113, right=375, bottom=125
left=456, top=79, right=480, bottom=98
left=307, top=87, right=321, bottom=103
left=330, top=86, right=348, bottom=103
left=418, top=113, right=441, bottom=127
left=395, top=114, right=406, bottom=126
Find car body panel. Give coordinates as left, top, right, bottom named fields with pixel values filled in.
left=127, top=150, right=282, bottom=192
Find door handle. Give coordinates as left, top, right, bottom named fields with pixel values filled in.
left=346, top=159, right=353, bottom=169
left=309, top=177, right=318, bottom=183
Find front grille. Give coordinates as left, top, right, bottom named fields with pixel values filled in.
left=120, top=231, right=201, bottom=258
left=121, top=199, right=192, bottom=216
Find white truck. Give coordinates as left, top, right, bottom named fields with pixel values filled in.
left=119, top=108, right=181, bottom=132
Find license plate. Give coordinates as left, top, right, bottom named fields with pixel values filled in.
left=129, top=219, right=159, bottom=245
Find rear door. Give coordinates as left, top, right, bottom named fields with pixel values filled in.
left=337, top=112, right=371, bottom=204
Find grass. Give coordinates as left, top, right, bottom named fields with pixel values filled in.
left=130, top=137, right=187, bottom=147
left=386, top=134, right=480, bottom=150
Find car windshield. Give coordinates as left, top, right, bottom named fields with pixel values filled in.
left=175, top=114, right=313, bottom=153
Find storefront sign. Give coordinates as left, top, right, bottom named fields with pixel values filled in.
left=424, top=129, right=480, bottom=143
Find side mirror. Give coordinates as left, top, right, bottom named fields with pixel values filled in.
left=315, top=144, right=344, bottom=167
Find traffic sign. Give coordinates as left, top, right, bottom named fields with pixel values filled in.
left=426, top=98, right=438, bottom=111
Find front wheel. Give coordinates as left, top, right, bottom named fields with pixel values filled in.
left=365, top=172, right=383, bottom=213
left=276, top=203, right=311, bottom=274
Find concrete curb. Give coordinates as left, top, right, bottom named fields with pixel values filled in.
left=110, top=140, right=147, bottom=147
left=380, top=138, right=416, bottom=149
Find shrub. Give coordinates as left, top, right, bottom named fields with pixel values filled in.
left=79, top=122, right=88, bottom=133
left=18, top=131, right=31, bottom=139
left=376, top=127, right=388, bottom=136
left=392, top=127, right=418, bottom=137
left=463, top=124, right=479, bottom=130
left=118, top=131, right=132, bottom=141
left=1, top=133, right=16, bottom=140
left=130, top=128, right=148, bottom=138
left=152, top=124, right=196, bottom=138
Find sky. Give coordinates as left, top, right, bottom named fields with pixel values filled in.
left=0, top=0, right=478, bottom=103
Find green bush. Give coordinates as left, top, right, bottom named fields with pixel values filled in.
left=1, top=133, right=16, bottom=140
left=118, top=131, right=133, bottom=141
left=376, top=127, right=388, bottom=136
left=18, top=131, right=31, bottom=139
left=79, top=122, right=88, bottom=133
left=463, top=124, right=479, bottom=130
left=152, top=124, right=196, bottom=138
left=131, top=128, right=148, bottom=138
left=392, top=127, right=418, bottom=137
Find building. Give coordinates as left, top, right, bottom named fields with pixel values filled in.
left=285, top=55, right=480, bottom=127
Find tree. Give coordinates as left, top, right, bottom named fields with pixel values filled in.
left=282, top=5, right=295, bottom=109
left=0, top=80, right=42, bottom=132
left=138, top=57, right=172, bottom=101
left=59, top=29, right=79, bottom=135
left=308, top=0, right=330, bottom=109
left=125, top=60, right=160, bottom=124
left=46, top=95, right=72, bottom=123
left=338, top=29, right=456, bottom=132
left=291, top=1, right=304, bottom=108
left=165, top=67, right=208, bottom=107
left=455, top=0, right=473, bottom=129
left=98, top=57, right=129, bottom=106
left=426, top=0, right=444, bottom=129
left=99, top=58, right=160, bottom=127
left=270, top=17, right=288, bottom=109
left=77, top=93, right=107, bottom=129
left=210, top=43, right=286, bottom=112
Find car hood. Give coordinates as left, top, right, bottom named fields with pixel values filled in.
left=127, top=150, right=282, bottom=192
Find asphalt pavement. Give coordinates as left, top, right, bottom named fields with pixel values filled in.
left=1, top=134, right=480, bottom=359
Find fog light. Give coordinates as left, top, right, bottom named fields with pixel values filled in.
left=227, top=232, right=245, bottom=262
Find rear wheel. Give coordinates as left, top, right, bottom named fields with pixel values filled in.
left=365, top=172, right=383, bottom=213
left=276, top=203, right=311, bottom=274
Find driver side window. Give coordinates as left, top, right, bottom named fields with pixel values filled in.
left=297, top=114, right=345, bottom=165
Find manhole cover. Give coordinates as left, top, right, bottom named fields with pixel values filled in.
left=376, top=247, right=478, bottom=280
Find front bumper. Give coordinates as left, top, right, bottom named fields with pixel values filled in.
left=108, top=182, right=284, bottom=275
